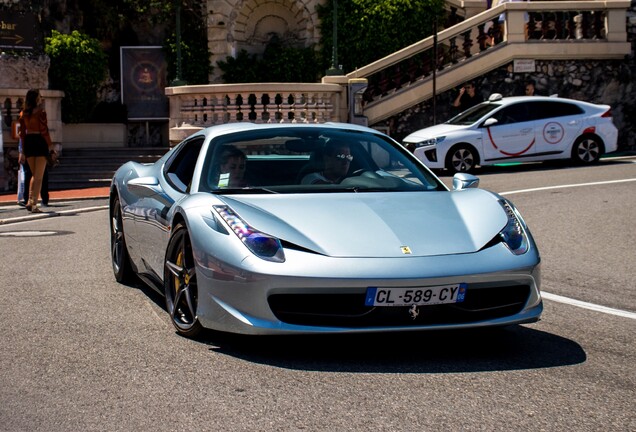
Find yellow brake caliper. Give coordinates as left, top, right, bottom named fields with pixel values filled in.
left=175, top=251, right=184, bottom=295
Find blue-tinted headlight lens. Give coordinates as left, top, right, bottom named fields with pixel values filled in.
left=214, top=205, right=285, bottom=262
left=245, top=233, right=282, bottom=258
left=498, top=200, right=529, bottom=255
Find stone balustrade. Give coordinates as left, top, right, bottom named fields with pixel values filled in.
left=166, top=81, right=347, bottom=144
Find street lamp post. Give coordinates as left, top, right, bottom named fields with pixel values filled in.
left=326, top=0, right=343, bottom=76
left=432, top=15, right=438, bottom=124
left=171, top=0, right=187, bottom=86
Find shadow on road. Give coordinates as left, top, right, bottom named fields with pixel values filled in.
left=435, top=155, right=634, bottom=178
left=201, top=325, right=586, bottom=374
left=124, top=276, right=586, bottom=374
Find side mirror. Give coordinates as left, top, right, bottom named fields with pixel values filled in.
left=453, top=173, right=480, bottom=190
left=482, top=118, right=498, bottom=127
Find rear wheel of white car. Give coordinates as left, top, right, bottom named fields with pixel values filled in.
left=572, top=135, right=602, bottom=165
left=110, top=196, right=135, bottom=283
left=164, top=223, right=203, bottom=338
left=446, top=144, right=478, bottom=173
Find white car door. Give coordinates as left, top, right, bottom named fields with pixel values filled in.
left=531, top=100, right=585, bottom=159
left=480, top=102, right=537, bottom=164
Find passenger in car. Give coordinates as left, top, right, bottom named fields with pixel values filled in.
left=301, top=140, right=353, bottom=184
left=215, top=146, right=248, bottom=187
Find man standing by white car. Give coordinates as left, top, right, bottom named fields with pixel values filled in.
left=452, top=82, right=483, bottom=113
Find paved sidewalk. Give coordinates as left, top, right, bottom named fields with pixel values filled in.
left=0, top=186, right=110, bottom=205
left=0, top=187, right=110, bottom=225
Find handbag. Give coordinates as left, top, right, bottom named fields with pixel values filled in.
left=17, top=164, right=25, bottom=202
left=47, top=150, right=60, bottom=168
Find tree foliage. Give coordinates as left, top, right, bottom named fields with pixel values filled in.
left=218, top=36, right=321, bottom=83
left=44, top=1, right=211, bottom=85
left=219, top=0, right=445, bottom=82
left=45, top=30, right=108, bottom=123
left=163, top=3, right=213, bottom=85
left=317, top=0, right=446, bottom=74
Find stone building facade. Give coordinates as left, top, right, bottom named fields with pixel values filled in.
left=206, top=0, right=324, bottom=82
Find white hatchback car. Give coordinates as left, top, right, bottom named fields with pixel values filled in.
left=403, top=94, right=619, bottom=173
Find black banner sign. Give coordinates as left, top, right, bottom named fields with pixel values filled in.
left=0, top=12, right=37, bottom=50
left=120, top=46, right=169, bottom=120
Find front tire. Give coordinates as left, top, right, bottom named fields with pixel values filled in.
left=446, top=144, right=478, bottom=173
left=164, top=223, right=203, bottom=338
left=110, top=195, right=135, bottom=283
left=572, top=135, right=602, bottom=165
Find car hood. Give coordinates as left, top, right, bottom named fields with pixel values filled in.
left=403, top=123, right=469, bottom=142
left=217, top=190, right=507, bottom=258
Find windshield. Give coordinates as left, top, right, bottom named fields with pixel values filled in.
left=199, top=127, right=446, bottom=194
left=447, top=102, right=502, bottom=125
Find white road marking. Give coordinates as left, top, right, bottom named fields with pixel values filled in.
left=541, top=292, right=636, bottom=319
left=0, top=231, right=59, bottom=237
left=0, top=206, right=108, bottom=225
left=499, top=178, right=636, bottom=196
left=501, top=174, right=636, bottom=319
left=603, top=155, right=636, bottom=162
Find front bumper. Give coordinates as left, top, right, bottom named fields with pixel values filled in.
left=194, top=245, right=542, bottom=335
left=414, top=145, right=444, bottom=169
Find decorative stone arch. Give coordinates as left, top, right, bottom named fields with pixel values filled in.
left=206, top=0, right=323, bottom=82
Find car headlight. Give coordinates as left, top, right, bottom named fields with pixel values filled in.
left=214, top=205, right=285, bottom=263
left=498, top=199, right=529, bottom=255
left=413, top=136, right=445, bottom=149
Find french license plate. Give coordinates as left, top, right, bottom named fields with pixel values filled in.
left=365, top=284, right=467, bottom=307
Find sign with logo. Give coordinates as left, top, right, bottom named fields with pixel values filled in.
left=120, top=46, right=169, bottom=120
left=0, top=12, right=38, bottom=50
left=543, top=122, right=564, bottom=144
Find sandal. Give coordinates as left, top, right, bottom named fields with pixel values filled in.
left=31, top=207, right=42, bottom=214
left=25, top=204, right=32, bottom=211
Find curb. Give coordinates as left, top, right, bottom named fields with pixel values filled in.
left=0, top=205, right=109, bottom=225
left=0, top=194, right=109, bottom=207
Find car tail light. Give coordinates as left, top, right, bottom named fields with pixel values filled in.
left=601, top=109, right=612, bottom=118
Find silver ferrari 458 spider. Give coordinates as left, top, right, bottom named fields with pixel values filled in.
left=109, top=122, right=542, bottom=338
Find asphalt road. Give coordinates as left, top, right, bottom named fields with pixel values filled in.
left=0, top=156, right=634, bottom=432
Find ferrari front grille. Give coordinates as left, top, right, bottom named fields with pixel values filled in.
left=268, top=285, right=531, bottom=328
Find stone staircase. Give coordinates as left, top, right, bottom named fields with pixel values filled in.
left=48, top=147, right=168, bottom=190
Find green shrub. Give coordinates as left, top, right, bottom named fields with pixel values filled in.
left=164, top=29, right=213, bottom=85
left=218, top=36, right=322, bottom=83
left=45, top=30, right=108, bottom=123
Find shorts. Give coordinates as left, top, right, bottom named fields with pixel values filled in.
left=23, top=134, right=49, bottom=158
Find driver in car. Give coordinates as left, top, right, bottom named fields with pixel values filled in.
left=301, top=140, right=353, bottom=184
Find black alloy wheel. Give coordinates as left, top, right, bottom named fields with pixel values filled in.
left=110, top=196, right=135, bottom=283
left=164, top=223, right=203, bottom=338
